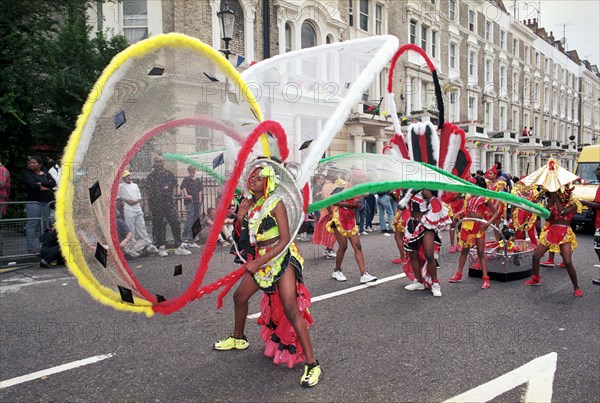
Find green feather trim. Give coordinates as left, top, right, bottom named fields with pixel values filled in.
left=309, top=154, right=549, bottom=218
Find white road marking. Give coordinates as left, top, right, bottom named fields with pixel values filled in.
left=444, top=352, right=557, bottom=403
left=247, top=273, right=407, bottom=319
left=0, top=354, right=114, bottom=389
left=0, top=277, right=75, bottom=295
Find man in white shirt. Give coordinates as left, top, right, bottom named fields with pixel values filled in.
left=117, top=170, right=159, bottom=254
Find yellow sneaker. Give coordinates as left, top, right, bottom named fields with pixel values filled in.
left=300, top=361, right=322, bottom=387
left=213, top=334, right=249, bottom=351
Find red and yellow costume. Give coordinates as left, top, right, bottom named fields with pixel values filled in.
left=458, top=195, right=491, bottom=249
left=391, top=189, right=410, bottom=233
left=487, top=179, right=507, bottom=218
left=511, top=182, right=539, bottom=245
left=326, top=196, right=360, bottom=237
left=538, top=195, right=582, bottom=253
left=444, top=192, right=465, bottom=219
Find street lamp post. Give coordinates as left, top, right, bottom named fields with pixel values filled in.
left=217, top=2, right=235, bottom=60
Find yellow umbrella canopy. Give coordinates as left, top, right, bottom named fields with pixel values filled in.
left=521, top=159, right=580, bottom=192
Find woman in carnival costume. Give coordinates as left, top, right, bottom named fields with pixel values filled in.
left=214, top=160, right=322, bottom=387
left=401, top=187, right=450, bottom=297
left=524, top=179, right=583, bottom=297
left=326, top=178, right=378, bottom=283
left=312, top=170, right=338, bottom=259
left=445, top=191, right=466, bottom=253
left=485, top=164, right=507, bottom=241
left=510, top=180, right=539, bottom=246
left=391, top=188, right=410, bottom=264
left=449, top=176, right=501, bottom=289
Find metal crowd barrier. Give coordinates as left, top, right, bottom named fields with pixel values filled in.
left=0, top=201, right=48, bottom=262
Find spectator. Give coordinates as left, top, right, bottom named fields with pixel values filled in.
left=522, top=126, right=528, bottom=137
left=205, top=207, right=233, bottom=246
left=117, top=170, right=159, bottom=254
left=1, top=160, right=11, bottom=218
left=39, top=226, right=63, bottom=268
left=48, top=157, right=61, bottom=191
left=116, top=217, right=143, bottom=259
left=22, top=156, right=56, bottom=253
left=528, top=127, right=533, bottom=136
left=180, top=165, right=203, bottom=247
left=364, top=193, right=376, bottom=232
left=145, top=156, right=190, bottom=256
left=0, top=160, right=9, bottom=256
left=377, top=191, right=394, bottom=235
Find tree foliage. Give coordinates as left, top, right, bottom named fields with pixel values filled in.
left=0, top=0, right=128, bottom=200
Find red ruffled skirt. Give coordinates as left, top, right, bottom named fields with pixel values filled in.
left=257, top=282, right=314, bottom=368
left=312, top=213, right=336, bottom=249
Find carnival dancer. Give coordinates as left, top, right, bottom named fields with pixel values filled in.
left=327, top=179, right=377, bottom=283
left=449, top=176, right=500, bottom=289
left=401, top=188, right=450, bottom=297
left=444, top=191, right=465, bottom=253
left=391, top=188, right=410, bottom=264
left=214, top=161, right=322, bottom=387
left=312, top=170, right=337, bottom=259
left=486, top=164, right=507, bottom=241
left=511, top=180, right=539, bottom=246
left=524, top=183, right=583, bottom=297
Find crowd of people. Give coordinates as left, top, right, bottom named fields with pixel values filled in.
left=309, top=161, right=599, bottom=298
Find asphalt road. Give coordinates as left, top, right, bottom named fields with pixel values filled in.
left=1, top=229, right=599, bottom=402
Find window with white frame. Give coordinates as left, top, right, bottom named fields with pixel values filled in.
left=449, top=0, right=456, bottom=21
left=431, top=30, right=437, bottom=58
left=544, top=57, right=549, bottom=74
left=409, top=20, right=417, bottom=44
left=375, top=3, right=383, bottom=35
left=499, top=105, right=506, bottom=129
left=448, top=91, right=459, bottom=122
left=543, top=118, right=549, bottom=140
left=421, top=25, right=428, bottom=52
left=524, top=45, right=529, bottom=63
left=512, top=72, right=519, bottom=101
left=534, top=116, right=539, bottom=135
left=485, top=101, right=492, bottom=130
left=534, top=82, right=540, bottom=105
left=500, top=66, right=506, bottom=93
left=123, top=0, right=148, bottom=43
left=485, top=58, right=491, bottom=83
left=552, top=121, right=557, bottom=140
left=468, top=9, right=476, bottom=32
left=524, top=112, right=529, bottom=128
left=500, top=30, right=505, bottom=49
left=561, top=95, right=566, bottom=117
left=285, top=23, right=292, bottom=52
left=449, top=42, right=457, bottom=69
left=348, top=0, right=354, bottom=26
left=535, top=52, right=540, bottom=68
left=468, top=50, right=476, bottom=77
left=544, top=86, right=549, bottom=107
left=468, top=95, right=477, bottom=121
left=512, top=109, right=518, bottom=131
left=359, top=0, right=369, bottom=31
left=485, top=20, right=492, bottom=41
left=301, top=21, right=317, bottom=49
left=513, top=38, right=518, bottom=57
left=553, top=90, right=558, bottom=113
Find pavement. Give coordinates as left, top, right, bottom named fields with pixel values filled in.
left=1, top=229, right=598, bottom=402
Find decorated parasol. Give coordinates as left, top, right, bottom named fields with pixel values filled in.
left=520, top=158, right=580, bottom=192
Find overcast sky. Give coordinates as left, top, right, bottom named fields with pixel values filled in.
left=513, top=0, right=600, bottom=67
